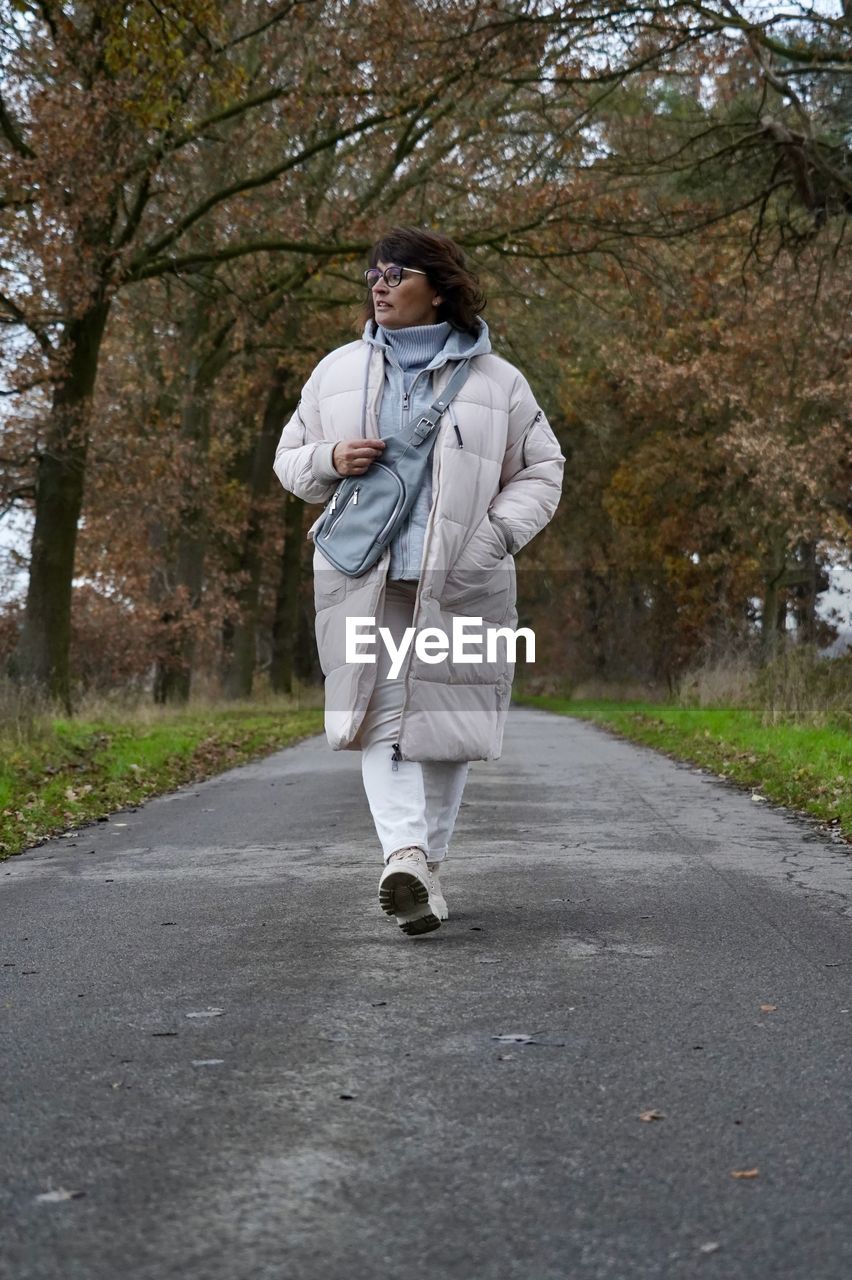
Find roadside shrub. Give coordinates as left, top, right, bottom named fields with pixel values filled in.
left=0, top=600, right=23, bottom=669
left=676, top=648, right=759, bottom=710
left=678, top=642, right=852, bottom=729
left=70, top=586, right=154, bottom=696
left=754, top=645, right=852, bottom=730
left=0, top=674, right=53, bottom=746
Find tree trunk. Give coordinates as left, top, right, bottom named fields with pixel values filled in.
left=270, top=493, right=308, bottom=694
left=10, top=301, right=111, bottom=712
left=790, top=540, right=820, bottom=644
left=760, top=532, right=788, bottom=664
left=152, top=292, right=231, bottom=704
left=221, top=366, right=298, bottom=699
left=581, top=567, right=608, bottom=678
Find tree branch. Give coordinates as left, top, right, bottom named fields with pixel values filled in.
left=221, top=1, right=308, bottom=50
left=124, top=104, right=418, bottom=278
left=685, top=0, right=852, bottom=66
left=0, top=290, right=54, bottom=353
left=124, top=83, right=300, bottom=180
left=0, top=92, right=35, bottom=159
left=129, top=239, right=372, bottom=283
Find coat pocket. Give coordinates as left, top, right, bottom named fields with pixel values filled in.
left=440, top=513, right=513, bottom=621
left=454, top=512, right=510, bottom=573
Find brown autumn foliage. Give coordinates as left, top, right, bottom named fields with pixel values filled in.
left=1, top=2, right=849, bottom=704
left=513, top=222, right=851, bottom=688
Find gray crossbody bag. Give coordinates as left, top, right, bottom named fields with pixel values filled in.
left=314, top=358, right=472, bottom=578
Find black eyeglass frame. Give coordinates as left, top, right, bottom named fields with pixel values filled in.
left=364, top=265, right=428, bottom=289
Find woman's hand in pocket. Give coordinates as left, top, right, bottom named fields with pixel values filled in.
left=332, top=438, right=386, bottom=476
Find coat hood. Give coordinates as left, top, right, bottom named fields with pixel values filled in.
left=361, top=317, right=492, bottom=366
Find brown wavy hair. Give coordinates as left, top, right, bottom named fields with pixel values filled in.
left=360, top=226, right=486, bottom=337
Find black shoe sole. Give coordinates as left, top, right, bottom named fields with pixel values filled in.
left=379, top=871, right=441, bottom=936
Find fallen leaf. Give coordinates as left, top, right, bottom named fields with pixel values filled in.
left=699, top=1241, right=721, bottom=1254
left=35, top=1188, right=86, bottom=1202
left=639, top=1109, right=666, bottom=1122
left=491, top=1032, right=566, bottom=1048
left=730, top=1168, right=759, bottom=1179
left=760, top=1004, right=777, bottom=1013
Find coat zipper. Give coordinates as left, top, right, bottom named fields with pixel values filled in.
left=398, top=377, right=419, bottom=567
left=395, top=410, right=446, bottom=760
left=521, top=410, right=543, bottom=470
left=450, top=405, right=463, bottom=448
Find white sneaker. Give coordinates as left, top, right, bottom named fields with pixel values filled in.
left=427, top=861, right=449, bottom=921
left=378, top=847, right=441, bottom=936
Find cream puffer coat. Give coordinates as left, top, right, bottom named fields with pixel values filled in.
left=273, top=321, right=565, bottom=761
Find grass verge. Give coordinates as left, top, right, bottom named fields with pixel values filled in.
left=520, top=697, right=852, bottom=844
left=0, top=705, right=324, bottom=859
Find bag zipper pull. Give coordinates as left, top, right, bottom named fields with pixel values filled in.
left=330, top=490, right=338, bottom=511
left=453, top=423, right=463, bottom=448
left=391, top=743, right=402, bottom=772
left=353, top=487, right=359, bottom=505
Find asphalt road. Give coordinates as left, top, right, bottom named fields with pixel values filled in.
left=2, top=705, right=852, bottom=1280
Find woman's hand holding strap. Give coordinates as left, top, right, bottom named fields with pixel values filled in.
left=332, top=438, right=386, bottom=476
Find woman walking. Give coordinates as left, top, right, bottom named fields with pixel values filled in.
left=274, top=227, right=563, bottom=936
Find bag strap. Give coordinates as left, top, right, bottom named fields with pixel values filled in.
left=406, top=359, right=472, bottom=447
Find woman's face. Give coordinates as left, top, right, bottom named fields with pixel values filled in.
left=371, top=260, right=443, bottom=328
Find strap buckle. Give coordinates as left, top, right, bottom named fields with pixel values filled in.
left=413, top=415, right=436, bottom=442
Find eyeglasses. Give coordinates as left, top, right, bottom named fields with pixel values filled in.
left=364, top=265, right=427, bottom=289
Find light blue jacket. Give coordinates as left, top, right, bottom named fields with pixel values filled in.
left=363, top=318, right=492, bottom=578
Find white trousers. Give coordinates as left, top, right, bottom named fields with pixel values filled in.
left=359, top=580, right=469, bottom=864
